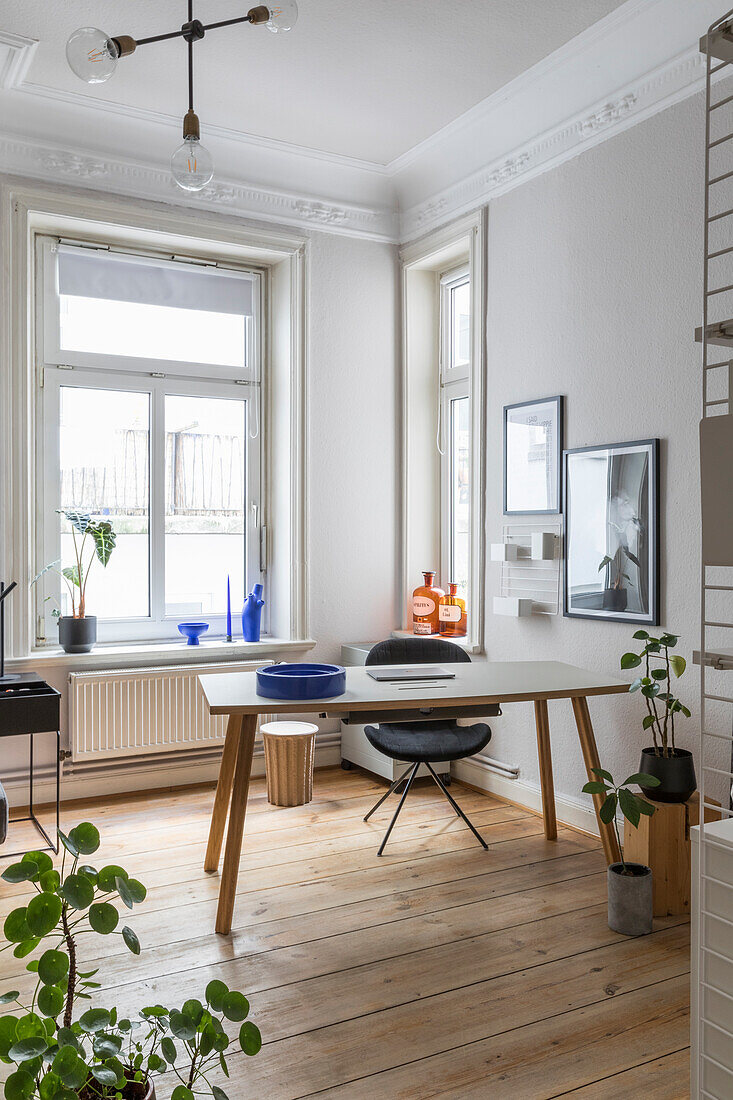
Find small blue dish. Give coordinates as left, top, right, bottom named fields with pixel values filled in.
left=256, top=662, right=346, bottom=700
left=178, top=621, right=209, bottom=646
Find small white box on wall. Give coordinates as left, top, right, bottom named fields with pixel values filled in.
left=491, top=543, right=518, bottom=562
left=531, top=532, right=556, bottom=560
left=493, top=596, right=533, bottom=617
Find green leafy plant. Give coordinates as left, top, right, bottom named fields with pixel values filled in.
left=598, top=544, right=641, bottom=591
left=582, top=768, right=660, bottom=874
left=31, top=511, right=117, bottom=620
left=0, top=824, right=260, bottom=1098
left=620, top=630, right=690, bottom=757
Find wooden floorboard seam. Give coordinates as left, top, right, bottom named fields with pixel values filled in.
left=550, top=1043, right=692, bottom=1097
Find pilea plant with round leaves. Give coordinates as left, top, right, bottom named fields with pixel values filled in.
left=0, top=823, right=261, bottom=1099
left=620, top=629, right=690, bottom=757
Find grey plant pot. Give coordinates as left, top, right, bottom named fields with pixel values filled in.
left=607, top=862, right=653, bottom=936
left=58, top=615, right=97, bottom=654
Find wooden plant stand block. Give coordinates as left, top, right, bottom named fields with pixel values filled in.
left=261, top=721, right=319, bottom=807
left=624, top=792, right=721, bottom=917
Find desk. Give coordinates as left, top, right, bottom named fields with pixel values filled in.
left=199, top=660, right=627, bottom=935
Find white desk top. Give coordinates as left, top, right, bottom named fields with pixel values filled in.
left=199, top=660, right=628, bottom=716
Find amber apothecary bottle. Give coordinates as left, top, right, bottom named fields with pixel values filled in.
left=412, top=571, right=444, bottom=635
left=439, top=583, right=467, bottom=637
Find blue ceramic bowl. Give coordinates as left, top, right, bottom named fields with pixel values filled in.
left=178, top=621, right=209, bottom=645
left=256, top=662, right=346, bottom=700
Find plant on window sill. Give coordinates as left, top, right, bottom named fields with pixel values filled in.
left=0, top=823, right=261, bottom=1099
left=32, top=511, right=117, bottom=621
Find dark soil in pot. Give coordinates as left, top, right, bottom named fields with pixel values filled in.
left=79, top=1072, right=154, bottom=1099
left=638, top=746, right=696, bottom=803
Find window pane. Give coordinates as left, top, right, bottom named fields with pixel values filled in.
left=165, top=394, right=247, bottom=618
left=450, top=396, right=470, bottom=593
left=60, top=297, right=247, bottom=369
left=59, top=387, right=150, bottom=619
left=451, top=281, right=470, bottom=369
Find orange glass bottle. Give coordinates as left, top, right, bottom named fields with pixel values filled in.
left=439, top=583, right=467, bottom=637
left=412, top=571, right=444, bottom=635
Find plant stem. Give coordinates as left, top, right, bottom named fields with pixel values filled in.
left=61, top=903, right=77, bottom=1029
left=662, top=644, right=671, bottom=758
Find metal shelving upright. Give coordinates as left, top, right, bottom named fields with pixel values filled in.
left=695, top=13, right=733, bottom=1098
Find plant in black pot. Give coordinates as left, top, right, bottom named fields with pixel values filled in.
left=598, top=544, right=640, bottom=613
left=32, top=511, right=117, bottom=655
left=620, top=630, right=696, bottom=803
left=583, top=768, right=659, bottom=936
left=0, top=822, right=261, bottom=1098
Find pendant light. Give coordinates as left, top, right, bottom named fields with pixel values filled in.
left=66, top=3, right=299, bottom=192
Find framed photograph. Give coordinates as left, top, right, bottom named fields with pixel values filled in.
left=563, top=438, right=659, bottom=624
left=503, top=396, right=563, bottom=514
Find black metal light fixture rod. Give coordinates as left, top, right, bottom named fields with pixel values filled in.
left=135, top=12, right=254, bottom=48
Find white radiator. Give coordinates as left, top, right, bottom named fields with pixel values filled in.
left=68, top=661, right=264, bottom=762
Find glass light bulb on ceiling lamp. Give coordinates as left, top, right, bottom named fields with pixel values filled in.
left=66, top=27, right=119, bottom=83
left=171, top=136, right=214, bottom=192
left=267, top=1, right=298, bottom=33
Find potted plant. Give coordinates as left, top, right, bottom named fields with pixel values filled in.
left=598, top=544, right=640, bottom=612
left=620, top=630, right=696, bottom=803
left=0, top=822, right=261, bottom=1098
left=583, top=767, right=659, bottom=936
left=32, top=511, right=117, bottom=654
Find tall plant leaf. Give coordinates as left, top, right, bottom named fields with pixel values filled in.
left=57, top=509, right=91, bottom=534
left=88, top=522, right=116, bottom=567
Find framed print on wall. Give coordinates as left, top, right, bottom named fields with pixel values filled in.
left=563, top=438, right=660, bottom=625
left=503, top=396, right=563, bottom=514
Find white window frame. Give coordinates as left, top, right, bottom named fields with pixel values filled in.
left=439, top=265, right=471, bottom=601
left=400, top=210, right=486, bottom=653
left=35, top=236, right=264, bottom=645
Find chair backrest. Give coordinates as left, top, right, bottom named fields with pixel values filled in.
left=365, top=637, right=471, bottom=666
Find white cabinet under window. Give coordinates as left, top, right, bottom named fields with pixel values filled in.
left=35, top=238, right=264, bottom=644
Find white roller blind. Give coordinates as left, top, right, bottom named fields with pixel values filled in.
left=57, top=245, right=254, bottom=317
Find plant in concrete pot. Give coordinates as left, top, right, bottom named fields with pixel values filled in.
left=0, top=823, right=261, bottom=1099
left=583, top=768, right=659, bottom=936
left=621, top=629, right=696, bottom=803
left=32, top=511, right=117, bottom=655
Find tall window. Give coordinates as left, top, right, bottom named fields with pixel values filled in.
left=36, top=238, right=263, bottom=644
left=439, top=266, right=471, bottom=598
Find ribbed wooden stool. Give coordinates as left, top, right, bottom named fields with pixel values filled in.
left=260, top=721, right=319, bottom=807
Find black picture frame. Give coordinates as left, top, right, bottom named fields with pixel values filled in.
left=563, top=438, right=660, bottom=625
left=503, top=395, right=564, bottom=515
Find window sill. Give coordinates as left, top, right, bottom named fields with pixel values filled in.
left=6, top=637, right=316, bottom=673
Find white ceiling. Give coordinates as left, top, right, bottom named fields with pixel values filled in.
left=3, top=0, right=627, bottom=164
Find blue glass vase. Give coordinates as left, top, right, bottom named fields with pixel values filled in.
left=242, top=584, right=264, bottom=642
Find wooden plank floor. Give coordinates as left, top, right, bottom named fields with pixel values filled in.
left=0, top=767, right=691, bottom=1098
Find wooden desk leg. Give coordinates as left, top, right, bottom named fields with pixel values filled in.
left=215, top=713, right=257, bottom=936
left=204, top=714, right=243, bottom=873
left=571, top=695, right=622, bottom=866
left=534, top=699, right=557, bottom=841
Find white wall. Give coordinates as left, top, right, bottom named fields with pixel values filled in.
left=479, top=91, right=704, bottom=813
left=307, top=232, right=400, bottom=656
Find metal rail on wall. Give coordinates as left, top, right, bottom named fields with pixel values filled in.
left=696, top=12, right=733, bottom=1098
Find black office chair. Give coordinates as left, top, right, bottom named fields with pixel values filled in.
left=363, top=637, right=492, bottom=856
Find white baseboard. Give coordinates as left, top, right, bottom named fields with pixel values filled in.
left=452, top=755, right=603, bottom=839
left=1, top=737, right=341, bottom=807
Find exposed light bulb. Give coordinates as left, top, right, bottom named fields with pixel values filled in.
left=66, top=27, right=119, bottom=83
left=171, top=136, right=214, bottom=192
left=267, top=1, right=298, bottom=33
